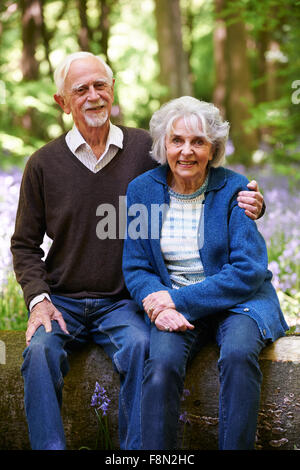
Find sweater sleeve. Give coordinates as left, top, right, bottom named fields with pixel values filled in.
left=169, top=198, right=269, bottom=321
left=10, top=157, right=51, bottom=309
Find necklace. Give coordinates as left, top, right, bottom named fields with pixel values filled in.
left=168, top=172, right=209, bottom=201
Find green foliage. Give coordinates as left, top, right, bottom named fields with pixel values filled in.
left=0, top=0, right=299, bottom=170
left=221, top=0, right=300, bottom=165
left=0, top=78, right=61, bottom=169
left=246, top=98, right=300, bottom=164
left=109, top=0, right=164, bottom=129
left=0, top=0, right=299, bottom=335
left=0, top=273, right=27, bottom=331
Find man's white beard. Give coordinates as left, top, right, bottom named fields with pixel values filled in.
left=84, top=109, right=108, bottom=127
left=82, top=100, right=109, bottom=127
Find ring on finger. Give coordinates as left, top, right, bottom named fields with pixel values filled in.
left=148, top=305, right=154, bottom=314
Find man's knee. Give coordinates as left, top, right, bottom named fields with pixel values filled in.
left=144, top=356, right=184, bottom=389
left=125, top=324, right=150, bottom=354
left=112, top=326, right=149, bottom=376
left=136, top=328, right=150, bottom=350
left=22, top=325, right=68, bottom=376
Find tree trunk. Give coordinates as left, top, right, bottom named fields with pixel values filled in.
left=99, top=0, right=111, bottom=66
left=154, top=0, right=192, bottom=102
left=39, top=0, right=53, bottom=76
left=20, top=0, right=42, bottom=80
left=213, top=0, right=228, bottom=119
left=225, top=10, right=258, bottom=165
left=1, top=331, right=299, bottom=450
left=77, top=0, right=91, bottom=51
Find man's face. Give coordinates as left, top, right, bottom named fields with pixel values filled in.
left=57, top=57, right=114, bottom=134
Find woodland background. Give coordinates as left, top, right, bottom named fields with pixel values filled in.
left=0, top=0, right=299, bottom=330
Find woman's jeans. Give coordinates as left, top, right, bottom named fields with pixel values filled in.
left=141, top=312, right=266, bottom=450
left=21, top=295, right=150, bottom=450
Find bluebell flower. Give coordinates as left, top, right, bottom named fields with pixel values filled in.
left=179, top=411, right=191, bottom=425
left=89, top=381, right=113, bottom=449
left=91, top=381, right=111, bottom=417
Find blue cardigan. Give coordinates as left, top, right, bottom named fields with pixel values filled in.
left=122, top=165, right=288, bottom=342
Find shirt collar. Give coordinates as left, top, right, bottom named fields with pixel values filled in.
left=67, top=121, right=123, bottom=154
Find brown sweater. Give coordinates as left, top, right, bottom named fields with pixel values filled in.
left=11, top=126, right=156, bottom=309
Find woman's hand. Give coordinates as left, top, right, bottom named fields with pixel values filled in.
left=237, top=180, right=264, bottom=220
left=154, top=308, right=194, bottom=332
left=143, top=290, right=176, bottom=322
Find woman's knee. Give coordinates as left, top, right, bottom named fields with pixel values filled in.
left=218, top=343, right=262, bottom=384
left=217, top=315, right=264, bottom=368
left=221, top=341, right=260, bottom=363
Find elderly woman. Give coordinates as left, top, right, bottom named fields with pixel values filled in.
left=122, top=96, right=288, bottom=450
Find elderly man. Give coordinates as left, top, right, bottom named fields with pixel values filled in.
left=11, top=51, right=264, bottom=450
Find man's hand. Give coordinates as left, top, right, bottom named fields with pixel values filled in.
left=26, top=299, right=69, bottom=346
left=143, top=291, right=175, bottom=322
left=154, top=309, right=194, bottom=332
left=237, top=180, right=264, bottom=220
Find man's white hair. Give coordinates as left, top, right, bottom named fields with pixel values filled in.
left=149, top=96, right=230, bottom=167
left=54, top=51, right=113, bottom=96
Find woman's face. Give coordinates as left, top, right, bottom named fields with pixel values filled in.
left=165, top=117, right=213, bottom=191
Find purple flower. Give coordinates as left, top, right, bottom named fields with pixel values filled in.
left=181, top=388, right=190, bottom=401
left=91, top=381, right=111, bottom=417
left=179, top=411, right=191, bottom=424
left=180, top=390, right=191, bottom=426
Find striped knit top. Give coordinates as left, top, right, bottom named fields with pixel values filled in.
left=160, top=175, right=209, bottom=289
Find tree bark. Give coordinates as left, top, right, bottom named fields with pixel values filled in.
left=40, top=0, right=53, bottom=76
left=225, top=9, right=258, bottom=164
left=77, top=0, right=92, bottom=51
left=213, top=1, right=259, bottom=164
left=213, top=0, right=228, bottom=118
left=99, top=0, right=111, bottom=65
left=154, top=0, right=192, bottom=102
left=0, top=331, right=299, bottom=450
left=20, top=0, right=42, bottom=80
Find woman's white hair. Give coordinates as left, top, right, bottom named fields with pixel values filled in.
left=54, top=51, right=114, bottom=96
left=149, top=96, right=230, bottom=167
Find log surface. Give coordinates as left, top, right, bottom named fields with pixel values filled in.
left=0, top=331, right=299, bottom=450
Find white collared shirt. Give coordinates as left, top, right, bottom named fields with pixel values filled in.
left=29, top=121, right=123, bottom=312
left=65, top=121, right=123, bottom=172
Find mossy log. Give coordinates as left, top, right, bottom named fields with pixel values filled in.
left=0, top=331, right=299, bottom=450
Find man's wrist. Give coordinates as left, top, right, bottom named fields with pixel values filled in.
left=29, top=293, right=51, bottom=312
left=258, top=200, right=266, bottom=219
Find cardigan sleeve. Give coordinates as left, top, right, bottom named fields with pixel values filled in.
left=169, top=198, right=270, bottom=321
left=10, top=157, right=51, bottom=309
left=122, top=243, right=169, bottom=309
left=122, top=182, right=170, bottom=308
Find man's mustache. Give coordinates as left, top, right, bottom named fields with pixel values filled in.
left=82, top=100, right=106, bottom=111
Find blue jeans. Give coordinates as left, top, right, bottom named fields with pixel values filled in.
left=21, top=295, right=150, bottom=450
left=141, top=312, right=265, bottom=450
